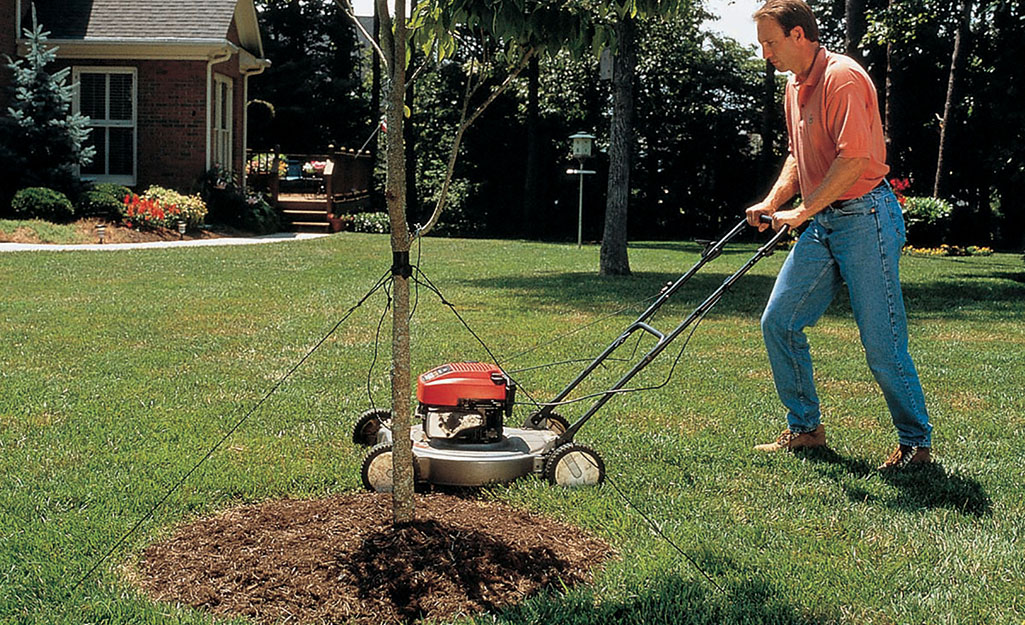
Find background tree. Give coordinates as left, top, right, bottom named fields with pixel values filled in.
left=251, top=0, right=369, bottom=152
left=933, top=0, right=972, bottom=197
left=0, top=10, right=94, bottom=211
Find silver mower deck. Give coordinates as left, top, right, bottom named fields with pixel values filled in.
left=369, top=423, right=560, bottom=487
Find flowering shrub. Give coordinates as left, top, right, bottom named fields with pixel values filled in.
left=201, top=167, right=281, bottom=234
left=901, top=193, right=953, bottom=247
left=303, top=160, right=328, bottom=175
left=903, top=244, right=993, bottom=257
left=142, top=186, right=208, bottom=227
left=351, top=212, right=390, bottom=234
left=121, top=193, right=176, bottom=229
left=889, top=177, right=910, bottom=206
left=247, top=153, right=287, bottom=177
left=119, top=186, right=208, bottom=229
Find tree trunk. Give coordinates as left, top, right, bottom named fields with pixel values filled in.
left=600, top=16, right=635, bottom=277
left=845, top=0, right=867, bottom=67
left=523, top=56, right=540, bottom=239
left=370, top=9, right=381, bottom=197
left=379, top=0, right=414, bottom=525
left=934, top=0, right=972, bottom=198
left=405, top=75, right=418, bottom=226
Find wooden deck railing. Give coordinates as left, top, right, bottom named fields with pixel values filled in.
left=246, top=148, right=374, bottom=231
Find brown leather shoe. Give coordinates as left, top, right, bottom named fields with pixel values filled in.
left=754, top=424, right=826, bottom=452
left=878, top=445, right=931, bottom=470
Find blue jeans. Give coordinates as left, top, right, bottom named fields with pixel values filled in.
left=761, top=183, right=933, bottom=448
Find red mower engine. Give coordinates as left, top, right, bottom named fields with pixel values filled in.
left=416, top=362, right=516, bottom=443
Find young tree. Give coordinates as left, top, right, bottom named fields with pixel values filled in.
left=0, top=8, right=94, bottom=207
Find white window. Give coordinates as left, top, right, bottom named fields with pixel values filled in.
left=73, top=67, right=137, bottom=186
left=213, top=73, right=233, bottom=171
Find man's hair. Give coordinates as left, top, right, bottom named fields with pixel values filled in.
left=753, top=0, right=820, bottom=42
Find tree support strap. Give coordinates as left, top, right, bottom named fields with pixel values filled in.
left=391, top=251, right=412, bottom=278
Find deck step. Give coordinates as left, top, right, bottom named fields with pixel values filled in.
left=290, top=221, right=331, bottom=233
left=276, top=196, right=331, bottom=233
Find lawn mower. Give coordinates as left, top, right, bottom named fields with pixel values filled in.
left=353, top=216, right=788, bottom=490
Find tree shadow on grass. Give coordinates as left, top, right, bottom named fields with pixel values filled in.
left=345, top=518, right=602, bottom=622
left=464, top=271, right=778, bottom=317
left=496, top=572, right=833, bottom=625
left=464, top=267, right=1025, bottom=323
left=798, top=447, right=992, bottom=517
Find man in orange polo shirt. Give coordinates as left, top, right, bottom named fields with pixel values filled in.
left=745, top=0, right=933, bottom=470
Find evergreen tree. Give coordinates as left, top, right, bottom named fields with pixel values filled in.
left=0, top=7, right=94, bottom=211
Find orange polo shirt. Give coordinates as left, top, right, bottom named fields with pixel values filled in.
left=785, top=47, right=889, bottom=201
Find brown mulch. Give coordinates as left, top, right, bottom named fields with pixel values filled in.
left=133, top=493, right=612, bottom=625
left=0, top=218, right=244, bottom=244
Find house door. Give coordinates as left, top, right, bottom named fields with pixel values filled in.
left=213, top=74, right=233, bottom=172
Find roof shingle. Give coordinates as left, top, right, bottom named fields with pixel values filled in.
left=31, top=0, right=239, bottom=41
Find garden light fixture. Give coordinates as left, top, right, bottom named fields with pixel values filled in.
left=178, top=220, right=186, bottom=239
left=96, top=223, right=106, bottom=244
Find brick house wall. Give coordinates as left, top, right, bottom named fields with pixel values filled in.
left=53, top=51, right=247, bottom=192
left=139, top=60, right=210, bottom=191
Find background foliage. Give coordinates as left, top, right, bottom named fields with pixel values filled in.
left=247, top=0, right=1023, bottom=249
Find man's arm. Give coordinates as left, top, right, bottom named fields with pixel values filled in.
left=746, top=155, right=800, bottom=232
left=770, top=156, right=868, bottom=230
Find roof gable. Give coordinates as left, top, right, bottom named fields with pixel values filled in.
left=28, top=0, right=263, bottom=56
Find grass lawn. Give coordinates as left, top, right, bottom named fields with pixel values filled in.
left=1, top=233, right=1023, bottom=624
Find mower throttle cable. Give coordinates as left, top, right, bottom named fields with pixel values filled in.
left=70, top=268, right=394, bottom=594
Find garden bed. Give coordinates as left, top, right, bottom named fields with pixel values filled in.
left=0, top=218, right=251, bottom=245
left=133, top=492, right=611, bottom=625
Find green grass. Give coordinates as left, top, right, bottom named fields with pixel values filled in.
left=1, top=234, right=1023, bottom=624
left=0, top=219, right=87, bottom=244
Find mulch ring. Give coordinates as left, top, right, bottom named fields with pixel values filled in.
left=133, top=492, right=613, bottom=624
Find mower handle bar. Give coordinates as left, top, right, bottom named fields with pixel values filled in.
left=525, top=216, right=790, bottom=439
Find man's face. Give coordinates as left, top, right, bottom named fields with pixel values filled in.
left=757, top=18, right=801, bottom=74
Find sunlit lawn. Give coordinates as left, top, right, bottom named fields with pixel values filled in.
left=1, top=233, right=1023, bottom=624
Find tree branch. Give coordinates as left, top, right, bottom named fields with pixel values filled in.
left=414, top=49, right=536, bottom=240
left=333, top=0, right=390, bottom=72
left=375, top=0, right=396, bottom=70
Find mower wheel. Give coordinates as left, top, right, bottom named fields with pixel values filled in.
left=527, top=411, right=570, bottom=434
left=361, top=443, right=395, bottom=492
left=360, top=443, right=420, bottom=492
left=543, top=412, right=570, bottom=435
left=352, top=408, right=392, bottom=447
left=544, top=443, right=605, bottom=487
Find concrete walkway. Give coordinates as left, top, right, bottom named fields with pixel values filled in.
left=0, top=231, right=329, bottom=253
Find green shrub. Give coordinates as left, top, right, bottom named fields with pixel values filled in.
left=76, top=183, right=131, bottom=218
left=903, top=196, right=953, bottom=247
left=237, top=195, right=281, bottom=234
left=351, top=212, right=390, bottom=234
left=10, top=187, right=74, bottom=222
left=200, top=166, right=281, bottom=235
